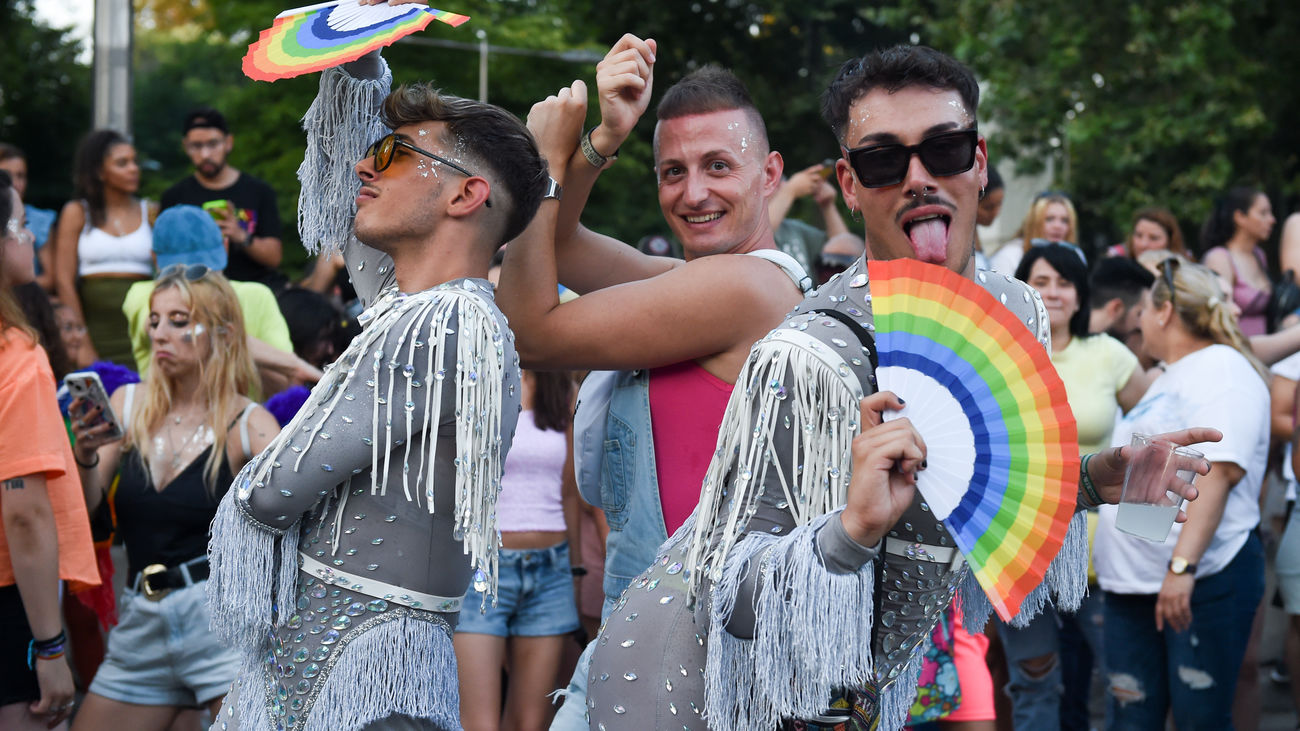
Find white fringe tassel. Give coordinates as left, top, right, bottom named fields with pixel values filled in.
left=207, top=463, right=301, bottom=646
left=960, top=510, right=1089, bottom=632
left=297, top=62, right=391, bottom=259
left=684, top=327, right=864, bottom=605
left=226, top=614, right=461, bottom=731
left=247, top=287, right=507, bottom=606
left=705, top=514, right=876, bottom=730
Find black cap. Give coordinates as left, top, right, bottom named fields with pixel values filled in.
left=182, top=107, right=228, bottom=135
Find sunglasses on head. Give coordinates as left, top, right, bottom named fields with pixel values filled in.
left=159, top=263, right=212, bottom=282
left=844, top=128, right=978, bottom=189
left=1160, top=256, right=1180, bottom=308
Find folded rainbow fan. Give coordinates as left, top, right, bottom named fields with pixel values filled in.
left=870, top=258, right=1079, bottom=621
left=243, top=1, right=470, bottom=82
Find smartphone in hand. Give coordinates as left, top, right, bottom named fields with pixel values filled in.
left=64, top=371, right=124, bottom=440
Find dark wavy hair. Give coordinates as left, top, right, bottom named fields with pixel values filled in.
left=1200, top=186, right=1264, bottom=251
left=1015, top=243, right=1092, bottom=339
left=72, top=129, right=132, bottom=228
left=821, top=45, right=980, bottom=146
left=381, top=84, right=547, bottom=248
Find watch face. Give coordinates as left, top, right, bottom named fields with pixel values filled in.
left=1170, top=557, right=1188, bottom=574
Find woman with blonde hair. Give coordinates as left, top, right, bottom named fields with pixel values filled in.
left=1094, top=255, right=1269, bottom=730
left=988, top=191, right=1080, bottom=274
left=67, top=265, right=279, bottom=731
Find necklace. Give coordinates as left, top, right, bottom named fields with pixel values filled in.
left=150, top=412, right=214, bottom=486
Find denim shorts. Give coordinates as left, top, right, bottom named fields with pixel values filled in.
left=456, top=542, right=580, bottom=638
left=89, top=580, right=241, bottom=706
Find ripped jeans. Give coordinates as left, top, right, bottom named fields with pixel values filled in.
left=1101, top=530, right=1263, bottom=731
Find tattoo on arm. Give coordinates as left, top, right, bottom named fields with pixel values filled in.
left=3, top=477, right=25, bottom=491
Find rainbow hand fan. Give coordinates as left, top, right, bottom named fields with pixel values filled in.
left=870, top=258, right=1079, bottom=621
left=243, top=1, right=470, bottom=82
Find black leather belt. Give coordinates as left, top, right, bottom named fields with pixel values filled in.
left=131, top=557, right=210, bottom=601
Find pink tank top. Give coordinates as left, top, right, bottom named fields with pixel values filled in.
left=495, top=410, right=567, bottom=532
left=649, top=361, right=734, bottom=534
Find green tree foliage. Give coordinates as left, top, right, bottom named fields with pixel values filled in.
left=0, top=0, right=92, bottom=210
left=867, top=0, right=1300, bottom=255
left=18, top=0, right=1298, bottom=270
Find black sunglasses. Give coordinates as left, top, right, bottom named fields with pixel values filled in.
left=158, top=263, right=212, bottom=282
left=844, top=128, right=978, bottom=189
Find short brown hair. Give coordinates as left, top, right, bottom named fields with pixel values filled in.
left=655, top=66, right=768, bottom=156
left=382, top=84, right=547, bottom=247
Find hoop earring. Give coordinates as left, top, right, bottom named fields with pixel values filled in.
left=849, top=206, right=862, bottom=224
left=979, top=186, right=986, bottom=201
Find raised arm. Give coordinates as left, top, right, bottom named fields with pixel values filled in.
left=498, top=84, right=797, bottom=372
left=547, top=33, right=676, bottom=293
left=298, top=50, right=396, bottom=306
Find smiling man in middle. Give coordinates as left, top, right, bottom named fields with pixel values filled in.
left=494, top=34, right=817, bottom=729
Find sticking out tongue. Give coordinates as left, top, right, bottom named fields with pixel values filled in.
left=907, top=217, right=949, bottom=264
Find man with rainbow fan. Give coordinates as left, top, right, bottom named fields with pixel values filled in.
left=525, top=45, right=1219, bottom=730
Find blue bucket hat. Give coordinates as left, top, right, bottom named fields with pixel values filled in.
left=152, top=204, right=227, bottom=273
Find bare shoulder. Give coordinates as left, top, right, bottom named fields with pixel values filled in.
left=1202, top=247, right=1230, bottom=266
left=229, top=401, right=282, bottom=453
left=108, top=384, right=131, bottom=410
left=59, top=200, right=85, bottom=225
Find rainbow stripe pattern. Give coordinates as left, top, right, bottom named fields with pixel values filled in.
left=244, top=2, right=469, bottom=82
left=869, top=258, right=1079, bottom=621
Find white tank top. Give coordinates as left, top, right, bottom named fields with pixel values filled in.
left=78, top=199, right=154, bottom=277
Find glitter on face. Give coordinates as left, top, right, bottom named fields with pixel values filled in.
left=181, top=323, right=206, bottom=343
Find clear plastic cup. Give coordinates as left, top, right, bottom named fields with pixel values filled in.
left=1114, top=433, right=1202, bottom=542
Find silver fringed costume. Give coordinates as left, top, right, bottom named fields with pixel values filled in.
left=206, top=59, right=521, bottom=731
left=583, top=261, right=1089, bottom=730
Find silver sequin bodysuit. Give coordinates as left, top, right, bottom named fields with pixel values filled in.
left=210, top=281, right=521, bottom=731
left=585, top=260, right=1063, bottom=730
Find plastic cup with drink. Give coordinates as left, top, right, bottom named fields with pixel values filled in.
left=1114, top=433, right=1203, bottom=542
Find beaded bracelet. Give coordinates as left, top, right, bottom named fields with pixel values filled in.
left=1078, top=453, right=1104, bottom=508
left=27, top=632, right=68, bottom=669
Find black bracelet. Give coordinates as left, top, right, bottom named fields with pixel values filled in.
left=74, top=451, right=99, bottom=469
left=32, top=630, right=66, bottom=652
left=570, top=566, right=589, bottom=577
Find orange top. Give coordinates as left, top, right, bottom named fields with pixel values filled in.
left=0, top=329, right=100, bottom=590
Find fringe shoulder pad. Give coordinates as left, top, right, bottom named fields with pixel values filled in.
left=244, top=280, right=520, bottom=601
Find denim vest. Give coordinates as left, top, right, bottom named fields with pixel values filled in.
left=590, top=369, right=670, bottom=617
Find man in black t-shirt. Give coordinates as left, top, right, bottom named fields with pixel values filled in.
left=160, top=108, right=288, bottom=290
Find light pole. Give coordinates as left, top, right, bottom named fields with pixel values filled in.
left=93, top=0, right=132, bottom=134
